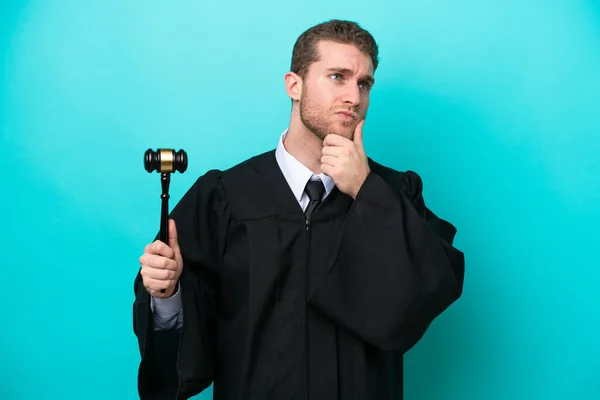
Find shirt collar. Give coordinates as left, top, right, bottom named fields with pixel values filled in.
left=275, top=129, right=335, bottom=202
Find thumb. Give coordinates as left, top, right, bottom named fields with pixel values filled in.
left=353, top=119, right=365, bottom=149
left=168, top=219, right=179, bottom=251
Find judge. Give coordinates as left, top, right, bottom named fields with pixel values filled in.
left=134, top=19, right=465, bottom=400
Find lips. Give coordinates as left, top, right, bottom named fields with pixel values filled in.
left=335, top=111, right=357, bottom=120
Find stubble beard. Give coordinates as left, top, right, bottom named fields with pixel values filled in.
left=299, top=92, right=356, bottom=141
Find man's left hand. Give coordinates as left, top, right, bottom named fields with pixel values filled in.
left=321, top=120, right=370, bottom=199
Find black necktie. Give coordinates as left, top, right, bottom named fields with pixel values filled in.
left=304, top=180, right=325, bottom=223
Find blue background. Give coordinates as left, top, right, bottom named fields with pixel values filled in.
left=2, top=0, right=599, bottom=399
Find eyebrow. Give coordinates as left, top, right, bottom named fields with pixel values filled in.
left=326, top=67, right=375, bottom=86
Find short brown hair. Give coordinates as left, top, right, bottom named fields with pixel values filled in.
left=290, top=19, right=379, bottom=79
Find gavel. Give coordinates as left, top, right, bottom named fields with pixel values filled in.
left=144, top=148, right=188, bottom=293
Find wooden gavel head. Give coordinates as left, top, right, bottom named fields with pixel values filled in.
left=144, top=148, right=188, bottom=174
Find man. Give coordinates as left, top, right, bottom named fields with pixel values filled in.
left=134, top=19, right=465, bottom=400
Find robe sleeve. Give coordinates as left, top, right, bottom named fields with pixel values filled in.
left=133, top=169, right=229, bottom=399
left=308, top=169, right=465, bottom=353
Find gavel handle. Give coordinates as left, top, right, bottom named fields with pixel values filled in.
left=159, top=172, right=171, bottom=294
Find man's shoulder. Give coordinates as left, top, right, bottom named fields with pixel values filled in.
left=368, top=158, right=424, bottom=197
left=226, top=149, right=276, bottom=173
left=194, top=150, right=275, bottom=179
left=214, top=149, right=279, bottom=194
left=186, top=150, right=275, bottom=192
left=368, top=158, right=402, bottom=179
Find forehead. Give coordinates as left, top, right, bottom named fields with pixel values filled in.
left=312, top=40, right=374, bottom=75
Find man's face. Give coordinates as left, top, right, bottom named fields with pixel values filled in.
left=299, top=40, right=375, bottom=141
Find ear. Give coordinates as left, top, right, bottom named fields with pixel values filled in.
left=284, top=71, right=302, bottom=102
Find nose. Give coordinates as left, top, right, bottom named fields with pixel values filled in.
left=341, top=83, right=361, bottom=106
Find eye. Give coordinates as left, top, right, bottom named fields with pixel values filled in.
left=330, top=73, right=342, bottom=80
left=359, top=81, right=372, bottom=91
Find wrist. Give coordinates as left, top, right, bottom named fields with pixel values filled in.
left=164, top=281, right=179, bottom=298
left=352, top=170, right=370, bottom=199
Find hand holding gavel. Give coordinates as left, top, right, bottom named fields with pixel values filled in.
left=140, top=148, right=187, bottom=297
left=139, top=219, right=183, bottom=298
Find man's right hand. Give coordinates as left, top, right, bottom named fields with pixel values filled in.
left=139, top=219, right=183, bottom=299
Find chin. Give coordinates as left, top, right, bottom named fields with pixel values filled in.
left=310, top=122, right=354, bottom=141
left=332, top=123, right=355, bottom=139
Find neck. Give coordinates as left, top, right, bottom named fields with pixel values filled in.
left=283, top=107, right=323, bottom=175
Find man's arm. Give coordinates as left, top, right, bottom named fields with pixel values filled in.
left=133, top=170, right=228, bottom=400
left=308, top=170, right=465, bottom=353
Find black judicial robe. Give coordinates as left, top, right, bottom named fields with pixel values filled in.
left=133, top=149, right=465, bottom=400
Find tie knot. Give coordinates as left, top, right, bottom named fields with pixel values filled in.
left=305, top=180, right=325, bottom=202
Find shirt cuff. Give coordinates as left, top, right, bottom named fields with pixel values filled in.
left=150, top=281, right=182, bottom=318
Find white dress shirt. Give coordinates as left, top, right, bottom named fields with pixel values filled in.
left=151, top=129, right=335, bottom=330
